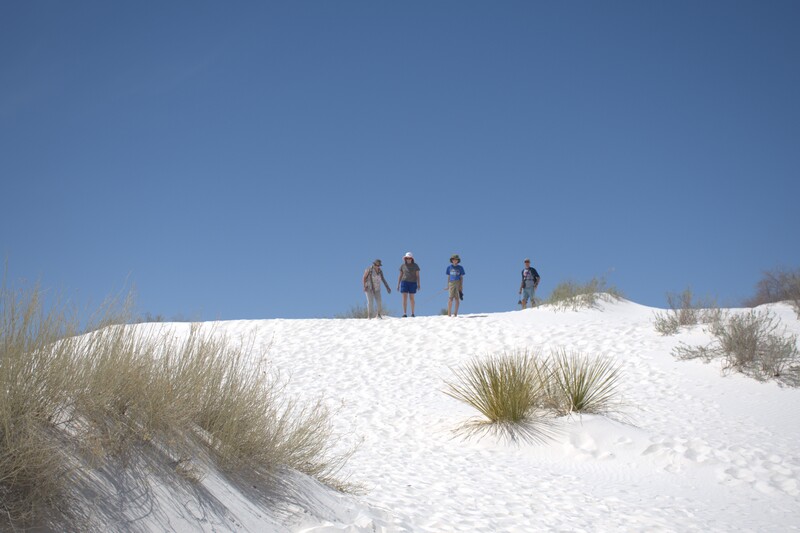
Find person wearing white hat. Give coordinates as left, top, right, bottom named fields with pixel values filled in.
left=397, top=252, right=421, bottom=317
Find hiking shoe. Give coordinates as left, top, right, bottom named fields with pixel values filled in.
left=402, top=314, right=407, bottom=318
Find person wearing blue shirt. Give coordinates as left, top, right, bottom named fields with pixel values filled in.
left=445, top=254, right=465, bottom=317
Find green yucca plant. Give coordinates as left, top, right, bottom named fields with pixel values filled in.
left=444, top=351, right=555, bottom=442
left=547, top=349, right=623, bottom=415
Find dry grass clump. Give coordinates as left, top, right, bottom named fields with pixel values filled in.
left=674, top=310, right=800, bottom=384
left=545, top=276, right=624, bottom=311
left=444, top=349, right=624, bottom=443
left=1, top=281, right=78, bottom=525
left=653, top=287, right=722, bottom=335
left=1, top=277, right=350, bottom=530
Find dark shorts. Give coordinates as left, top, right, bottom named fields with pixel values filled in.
left=400, top=281, right=418, bottom=294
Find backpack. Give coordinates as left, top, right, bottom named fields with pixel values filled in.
left=522, top=267, right=540, bottom=284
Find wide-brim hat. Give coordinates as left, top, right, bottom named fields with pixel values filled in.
left=450, top=254, right=460, bottom=261
left=403, top=252, right=414, bottom=260
left=373, top=259, right=382, bottom=266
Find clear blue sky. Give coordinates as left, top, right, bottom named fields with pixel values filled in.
left=2, top=1, right=798, bottom=320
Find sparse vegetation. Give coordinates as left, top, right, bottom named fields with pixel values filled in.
left=335, top=303, right=393, bottom=319
left=1, top=277, right=351, bottom=530
left=674, top=310, right=800, bottom=384
left=653, top=287, right=722, bottom=335
left=545, top=276, right=624, bottom=311
left=444, top=349, right=624, bottom=443
left=744, top=267, right=800, bottom=317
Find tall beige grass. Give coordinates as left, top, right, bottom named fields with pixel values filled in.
left=1, top=277, right=350, bottom=530
left=1, top=280, right=79, bottom=526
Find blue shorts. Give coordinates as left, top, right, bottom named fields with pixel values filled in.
left=400, top=281, right=418, bottom=294
left=522, top=287, right=535, bottom=302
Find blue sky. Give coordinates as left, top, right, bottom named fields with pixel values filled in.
left=2, top=1, right=798, bottom=320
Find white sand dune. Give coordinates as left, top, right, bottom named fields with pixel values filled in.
left=78, top=299, right=800, bottom=532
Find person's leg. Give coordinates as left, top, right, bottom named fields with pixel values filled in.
left=375, top=292, right=383, bottom=318
left=523, top=287, right=534, bottom=309
left=365, top=291, right=374, bottom=318
left=409, top=293, right=415, bottom=316
left=402, top=292, right=408, bottom=316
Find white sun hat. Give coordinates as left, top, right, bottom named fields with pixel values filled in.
left=403, top=252, right=414, bottom=259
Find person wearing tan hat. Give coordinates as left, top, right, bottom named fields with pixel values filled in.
left=362, top=259, right=392, bottom=319
left=397, top=252, right=421, bottom=317
left=445, top=254, right=465, bottom=317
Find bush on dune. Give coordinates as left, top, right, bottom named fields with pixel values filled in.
left=1, top=277, right=351, bottom=530
left=545, top=276, right=624, bottom=311
left=744, top=266, right=800, bottom=318
left=674, top=309, right=799, bottom=384
left=653, top=287, right=722, bottom=335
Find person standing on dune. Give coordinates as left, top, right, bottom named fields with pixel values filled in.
left=397, top=252, right=421, bottom=317
left=518, top=258, right=541, bottom=309
left=446, top=254, right=465, bottom=317
left=363, top=259, right=391, bottom=319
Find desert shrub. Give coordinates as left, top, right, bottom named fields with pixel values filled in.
left=712, top=311, right=799, bottom=379
left=1, top=277, right=352, bottom=529
left=545, top=276, right=623, bottom=311
left=674, top=310, right=799, bottom=383
left=744, top=267, right=800, bottom=317
left=544, top=349, right=623, bottom=415
left=653, top=287, right=722, bottom=335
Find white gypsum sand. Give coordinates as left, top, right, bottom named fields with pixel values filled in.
left=68, top=299, right=800, bottom=532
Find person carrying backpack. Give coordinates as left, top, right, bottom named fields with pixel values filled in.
left=519, top=258, right=540, bottom=309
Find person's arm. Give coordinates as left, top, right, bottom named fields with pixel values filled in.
left=416, top=268, right=421, bottom=291
left=362, top=269, right=370, bottom=291
left=381, top=271, right=391, bottom=293
left=397, top=268, right=402, bottom=290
